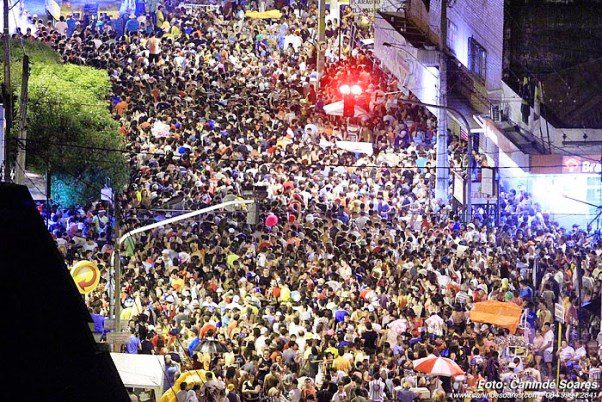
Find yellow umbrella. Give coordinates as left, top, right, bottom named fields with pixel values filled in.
left=160, top=370, right=210, bottom=402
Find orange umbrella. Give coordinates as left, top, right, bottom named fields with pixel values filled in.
left=413, top=354, right=464, bottom=377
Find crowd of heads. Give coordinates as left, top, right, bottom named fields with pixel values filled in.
left=19, top=0, right=602, bottom=400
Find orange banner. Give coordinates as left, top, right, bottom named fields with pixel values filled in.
left=469, top=300, right=523, bottom=334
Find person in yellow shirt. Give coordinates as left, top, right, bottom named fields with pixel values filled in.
left=166, top=21, right=180, bottom=39
left=324, top=339, right=339, bottom=358
left=332, top=352, right=352, bottom=373
left=279, top=284, right=291, bottom=303
left=156, top=5, right=165, bottom=27
left=161, top=20, right=170, bottom=34
left=223, top=344, right=235, bottom=367
left=226, top=251, right=239, bottom=268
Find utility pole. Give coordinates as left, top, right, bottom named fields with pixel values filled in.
left=45, top=159, right=50, bottom=227
left=381, top=90, right=472, bottom=220
left=15, top=55, right=29, bottom=185
left=113, top=194, right=122, bottom=332
left=0, top=105, right=4, bottom=176
left=576, top=252, right=583, bottom=338
left=316, top=0, right=326, bottom=89
left=435, top=0, right=449, bottom=204
left=2, top=0, right=11, bottom=181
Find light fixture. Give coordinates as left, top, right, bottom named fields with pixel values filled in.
left=351, top=84, right=363, bottom=95
left=339, top=84, right=351, bottom=95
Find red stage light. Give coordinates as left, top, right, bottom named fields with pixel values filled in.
left=351, top=84, right=363, bottom=95
left=339, top=84, right=351, bottom=95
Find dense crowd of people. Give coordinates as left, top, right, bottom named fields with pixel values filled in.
left=17, top=0, right=602, bottom=401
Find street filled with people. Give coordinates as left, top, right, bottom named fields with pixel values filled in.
left=19, top=1, right=602, bottom=401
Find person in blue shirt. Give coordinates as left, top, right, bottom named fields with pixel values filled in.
left=125, top=329, right=141, bottom=354
left=164, top=354, right=179, bottom=391
left=334, top=307, right=349, bottom=323
left=66, top=15, right=77, bottom=38
left=187, top=328, right=200, bottom=357
left=525, top=302, right=538, bottom=342
left=125, top=14, right=140, bottom=35
left=135, top=0, right=146, bottom=16
left=518, top=279, right=533, bottom=301
left=90, top=307, right=105, bottom=334
left=337, top=206, right=349, bottom=224
left=113, top=16, right=125, bottom=38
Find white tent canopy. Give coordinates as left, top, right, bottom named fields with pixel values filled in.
left=111, top=353, right=165, bottom=401
left=323, top=101, right=369, bottom=118
left=0, top=0, right=36, bottom=33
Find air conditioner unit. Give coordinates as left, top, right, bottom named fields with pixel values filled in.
left=490, top=104, right=502, bottom=122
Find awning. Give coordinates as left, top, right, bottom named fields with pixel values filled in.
left=111, top=353, right=165, bottom=401
left=469, top=300, right=523, bottom=334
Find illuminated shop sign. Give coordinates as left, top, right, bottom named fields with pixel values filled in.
left=562, top=156, right=602, bottom=174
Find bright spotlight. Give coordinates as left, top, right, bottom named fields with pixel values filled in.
left=339, top=84, right=351, bottom=95
left=351, top=84, right=363, bottom=95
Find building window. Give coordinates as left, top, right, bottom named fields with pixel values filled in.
left=468, top=37, right=487, bottom=81
left=447, top=19, right=457, bottom=54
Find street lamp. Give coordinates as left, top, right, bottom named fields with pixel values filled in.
left=381, top=90, right=474, bottom=222
left=339, top=84, right=351, bottom=95
left=351, top=84, right=363, bottom=96
left=382, top=41, right=450, bottom=206
left=339, top=83, right=363, bottom=118
left=111, top=198, right=254, bottom=331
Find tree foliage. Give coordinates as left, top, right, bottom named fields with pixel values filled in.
left=2, top=40, right=127, bottom=206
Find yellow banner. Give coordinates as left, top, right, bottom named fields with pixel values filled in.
left=245, top=10, right=282, bottom=19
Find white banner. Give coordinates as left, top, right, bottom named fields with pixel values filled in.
left=335, top=140, right=373, bottom=155
left=181, top=3, right=220, bottom=11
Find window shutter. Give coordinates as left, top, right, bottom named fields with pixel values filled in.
left=468, top=37, right=474, bottom=72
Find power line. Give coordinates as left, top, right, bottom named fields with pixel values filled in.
left=16, top=136, right=600, bottom=172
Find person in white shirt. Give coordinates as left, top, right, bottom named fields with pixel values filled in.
left=186, top=385, right=199, bottom=402
left=368, top=373, right=386, bottom=402
left=558, top=340, right=575, bottom=362
left=573, top=339, right=587, bottom=362
left=175, top=382, right=188, bottom=402
left=255, top=329, right=268, bottom=355
left=541, top=322, right=555, bottom=376
left=54, top=16, right=68, bottom=36
left=332, top=383, right=347, bottom=402
left=425, top=312, right=445, bottom=337
left=82, top=237, right=98, bottom=252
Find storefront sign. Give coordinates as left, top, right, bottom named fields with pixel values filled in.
left=350, top=0, right=382, bottom=15
left=562, top=156, right=602, bottom=174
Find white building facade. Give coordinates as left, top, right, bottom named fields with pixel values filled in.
left=374, top=0, right=602, bottom=227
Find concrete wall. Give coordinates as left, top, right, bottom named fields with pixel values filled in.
left=501, top=82, right=602, bottom=155
left=374, top=14, right=441, bottom=110
left=407, top=0, right=505, bottom=92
